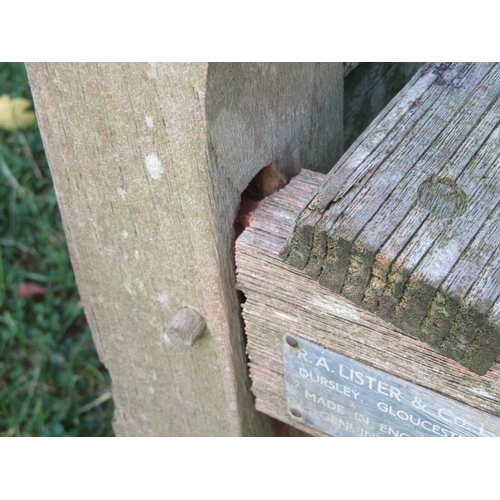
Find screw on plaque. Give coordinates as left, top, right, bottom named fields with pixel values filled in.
left=290, top=408, right=302, bottom=418
left=286, top=335, right=298, bottom=348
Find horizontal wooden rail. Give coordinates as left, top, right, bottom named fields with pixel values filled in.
left=236, top=170, right=500, bottom=436
left=281, top=62, right=500, bottom=375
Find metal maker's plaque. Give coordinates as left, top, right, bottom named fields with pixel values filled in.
left=283, top=334, right=500, bottom=437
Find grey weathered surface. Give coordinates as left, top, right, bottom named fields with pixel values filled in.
left=236, top=170, right=500, bottom=436
left=206, top=63, right=344, bottom=177
left=281, top=62, right=500, bottom=375
left=27, top=63, right=343, bottom=436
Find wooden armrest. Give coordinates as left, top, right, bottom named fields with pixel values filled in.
left=281, top=62, right=500, bottom=375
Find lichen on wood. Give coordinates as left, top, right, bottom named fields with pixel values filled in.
left=281, top=62, right=500, bottom=375
left=236, top=170, right=500, bottom=435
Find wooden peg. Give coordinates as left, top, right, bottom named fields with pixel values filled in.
left=166, top=307, right=206, bottom=348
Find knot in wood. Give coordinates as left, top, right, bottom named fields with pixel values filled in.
left=417, top=176, right=467, bottom=219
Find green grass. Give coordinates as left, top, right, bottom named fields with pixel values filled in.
left=0, top=63, right=114, bottom=436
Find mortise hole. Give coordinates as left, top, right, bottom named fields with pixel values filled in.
left=233, top=163, right=291, bottom=393
left=237, top=290, right=247, bottom=305
left=234, top=163, right=289, bottom=238
left=240, top=162, right=289, bottom=201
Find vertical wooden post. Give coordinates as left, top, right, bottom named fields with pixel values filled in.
left=26, top=63, right=343, bottom=436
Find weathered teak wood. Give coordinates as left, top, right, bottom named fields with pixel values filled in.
left=281, top=62, right=500, bottom=375
left=236, top=170, right=500, bottom=436
left=27, top=62, right=343, bottom=436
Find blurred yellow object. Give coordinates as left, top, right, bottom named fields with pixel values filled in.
left=0, top=94, right=36, bottom=131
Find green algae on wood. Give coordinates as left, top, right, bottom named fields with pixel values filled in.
left=237, top=170, right=500, bottom=434
left=281, top=62, right=500, bottom=375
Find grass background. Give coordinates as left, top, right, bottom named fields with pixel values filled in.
left=0, top=62, right=114, bottom=436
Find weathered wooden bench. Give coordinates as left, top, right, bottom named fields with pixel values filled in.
left=236, top=62, right=500, bottom=436
left=28, top=62, right=499, bottom=436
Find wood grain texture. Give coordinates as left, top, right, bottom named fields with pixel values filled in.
left=27, top=63, right=343, bottom=435
left=236, top=170, right=500, bottom=436
left=281, top=63, right=500, bottom=375
left=206, top=63, right=344, bottom=179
